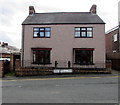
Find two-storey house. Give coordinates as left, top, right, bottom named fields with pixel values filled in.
left=106, top=26, right=120, bottom=70
left=21, top=5, right=106, bottom=69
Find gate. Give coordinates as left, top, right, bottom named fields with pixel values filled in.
left=55, top=60, right=71, bottom=68
left=3, top=61, right=10, bottom=74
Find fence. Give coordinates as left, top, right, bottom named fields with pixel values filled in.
left=0, top=60, right=10, bottom=77
left=106, top=52, right=120, bottom=70
left=15, top=60, right=111, bottom=76
left=0, top=61, right=4, bottom=77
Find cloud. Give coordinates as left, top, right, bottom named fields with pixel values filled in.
left=0, top=0, right=119, bottom=49
left=0, top=31, right=13, bottom=45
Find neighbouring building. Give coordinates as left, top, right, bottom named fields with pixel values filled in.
left=106, top=26, right=120, bottom=70
left=21, top=5, right=106, bottom=69
left=0, top=42, right=20, bottom=76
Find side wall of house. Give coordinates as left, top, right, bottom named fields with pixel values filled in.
left=106, top=29, right=119, bottom=59
left=22, top=24, right=105, bottom=67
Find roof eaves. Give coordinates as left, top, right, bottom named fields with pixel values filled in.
left=22, top=22, right=105, bottom=25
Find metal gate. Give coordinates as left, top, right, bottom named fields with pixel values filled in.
left=3, top=61, right=10, bottom=74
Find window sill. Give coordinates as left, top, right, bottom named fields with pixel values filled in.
left=32, top=63, right=52, bottom=65
left=33, top=37, right=51, bottom=38
left=74, top=37, right=93, bottom=38
left=74, top=63, right=94, bottom=65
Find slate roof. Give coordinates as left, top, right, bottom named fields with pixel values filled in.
left=0, top=45, right=20, bottom=54
left=22, top=12, right=105, bottom=25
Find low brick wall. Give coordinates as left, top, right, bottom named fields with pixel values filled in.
left=112, top=59, right=120, bottom=70
left=15, top=59, right=21, bottom=69
left=15, top=67, right=111, bottom=76
left=106, top=60, right=112, bottom=70
left=0, top=61, right=4, bottom=77
left=73, top=68, right=111, bottom=74
left=15, top=68, right=54, bottom=76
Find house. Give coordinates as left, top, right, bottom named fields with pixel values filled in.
left=106, top=26, right=120, bottom=70
left=0, top=42, right=20, bottom=77
left=21, top=5, right=106, bottom=70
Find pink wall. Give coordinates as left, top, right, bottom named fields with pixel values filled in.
left=22, top=24, right=105, bottom=67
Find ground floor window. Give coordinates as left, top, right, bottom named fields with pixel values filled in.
left=74, top=48, right=94, bottom=65
left=32, top=48, right=51, bottom=64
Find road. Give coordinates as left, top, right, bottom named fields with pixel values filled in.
left=2, top=74, right=119, bottom=103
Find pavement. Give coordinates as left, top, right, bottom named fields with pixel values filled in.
left=1, top=69, right=120, bottom=81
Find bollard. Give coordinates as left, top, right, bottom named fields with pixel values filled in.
left=68, top=61, right=71, bottom=68
left=55, top=61, right=58, bottom=68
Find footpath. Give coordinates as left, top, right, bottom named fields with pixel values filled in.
left=2, top=69, right=120, bottom=81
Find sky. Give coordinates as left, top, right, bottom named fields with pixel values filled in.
left=0, top=0, right=119, bottom=49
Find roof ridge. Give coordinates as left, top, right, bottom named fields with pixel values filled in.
left=34, top=12, right=90, bottom=14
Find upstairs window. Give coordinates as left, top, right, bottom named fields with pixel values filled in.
left=75, top=27, right=93, bottom=38
left=113, top=34, right=117, bottom=42
left=33, top=27, right=51, bottom=38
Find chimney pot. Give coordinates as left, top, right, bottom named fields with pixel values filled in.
left=90, top=5, right=97, bottom=14
left=2, top=42, right=8, bottom=47
left=29, top=6, right=35, bottom=15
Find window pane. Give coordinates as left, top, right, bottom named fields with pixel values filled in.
left=45, top=32, right=50, bottom=37
left=75, top=50, right=93, bottom=64
left=33, top=49, right=50, bottom=64
left=40, top=28, right=44, bottom=31
left=33, top=53, right=36, bottom=62
left=87, top=28, right=92, bottom=31
left=87, top=32, right=92, bottom=37
left=34, top=28, right=39, bottom=31
left=45, top=50, right=50, bottom=63
left=75, top=28, right=80, bottom=31
left=33, top=27, right=51, bottom=38
left=45, top=28, right=50, bottom=31
left=40, top=32, right=44, bottom=37
left=75, top=32, right=80, bottom=37
left=113, top=34, right=117, bottom=42
left=34, top=32, right=39, bottom=37
left=81, top=32, right=86, bottom=37
left=81, top=28, right=86, bottom=30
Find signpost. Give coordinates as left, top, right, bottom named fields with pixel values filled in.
left=53, top=69, right=73, bottom=73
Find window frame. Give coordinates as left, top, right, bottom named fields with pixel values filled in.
left=113, top=34, right=118, bottom=42
left=74, top=27, right=93, bottom=38
left=73, top=48, right=94, bottom=65
left=33, top=27, right=51, bottom=38
left=32, top=48, right=52, bottom=65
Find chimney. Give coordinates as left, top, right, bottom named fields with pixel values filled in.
left=90, top=5, right=97, bottom=14
left=2, top=42, right=8, bottom=47
left=29, top=6, right=35, bottom=15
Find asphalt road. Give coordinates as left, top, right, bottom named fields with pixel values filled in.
left=2, top=75, right=119, bottom=103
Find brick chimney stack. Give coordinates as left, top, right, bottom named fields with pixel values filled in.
left=90, top=5, right=97, bottom=14
left=29, top=6, right=35, bottom=15
left=2, top=42, right=8, bottom=47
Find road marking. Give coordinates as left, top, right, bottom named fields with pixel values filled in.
left=1, top=75, right=120, bottom=82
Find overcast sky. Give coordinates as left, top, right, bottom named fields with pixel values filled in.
left=0, top=0, right=119, bottom=49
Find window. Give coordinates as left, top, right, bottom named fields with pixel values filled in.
left=75, top=27, right=93, bottom=38
left=74, top=48, right=94, bottom=65
left=33, top=27, right=51, bottom=38
left=32, top=48, right=51, bottom=64
left=113, top=34, right=117, bottom=42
